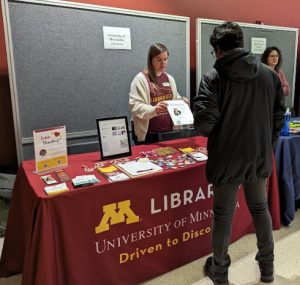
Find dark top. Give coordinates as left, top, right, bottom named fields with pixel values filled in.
left=193, top=48, right=286, bottom=186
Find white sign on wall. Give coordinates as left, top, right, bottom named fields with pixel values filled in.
left=251, top=37, right=267, bottom=54
left=103, top=26, right=131, bottom=50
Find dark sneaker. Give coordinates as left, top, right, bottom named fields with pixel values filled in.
left=204, top=257, right=229, bottom=285
left=259, top=261, right=274, bottom=283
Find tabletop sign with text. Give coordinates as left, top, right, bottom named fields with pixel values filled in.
left=33, top=126, right=68, bottom=173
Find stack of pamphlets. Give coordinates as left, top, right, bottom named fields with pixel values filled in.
left=186, top=151, right=208, bottom=162
left=179, top=147, right=208, bottom=162
left=290, top=120, right=300, bottom=134
left=41, top=174, right=57, bottom=185
left=72, top=175, right=100, bottom=187
left=44, top=183, right=69, bottom=195
left=154, top=147, right=177, bottom=156
left=97, top=165, right=130, bottom=182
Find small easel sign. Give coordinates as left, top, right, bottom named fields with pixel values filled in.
left=33, top=126, right=68, bottom=173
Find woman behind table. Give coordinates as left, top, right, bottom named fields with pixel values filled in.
left=129, top=43, right=188, bottom=145
left=261, top=46, right=290, bottom=96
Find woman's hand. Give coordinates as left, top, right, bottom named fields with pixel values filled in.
left=155, top=101, right=168, bottom=115
left=182, top=96, right=189, bottom=104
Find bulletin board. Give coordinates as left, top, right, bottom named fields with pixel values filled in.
left=2, top=0, right=190, bottom=161
left=196, top=18, right=298, bottom=108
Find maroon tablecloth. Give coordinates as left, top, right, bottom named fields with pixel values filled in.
left=0, top=136, right=281, bottom=285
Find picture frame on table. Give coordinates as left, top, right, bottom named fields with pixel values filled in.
left=96, top=116, right=132, bottom=161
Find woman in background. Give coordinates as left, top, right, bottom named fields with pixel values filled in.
left=261, top=46, right=290, bottom=96
left=129, top=43, right=188, bottom=145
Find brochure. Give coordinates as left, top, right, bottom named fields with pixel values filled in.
left=41, top=174, right=57, bottom=185
left=44, top=183, right=69, bottom=195
left=97, top=165, right=130, bottom=182
left=187, top=151, right=208, bottom=162
left=55, top=169, right=70, bottom=182
left=179, top=147, right=195, bottom=154
left=167, top=100, right=194, bottom=126
left=72, top=175, right=100, bottom=187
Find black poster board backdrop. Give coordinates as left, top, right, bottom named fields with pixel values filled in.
left=196, top=19, right=298, bottom=109
left=2, top=0, right=190, bottom=162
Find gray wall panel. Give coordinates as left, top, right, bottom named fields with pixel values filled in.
left=197, top=19, right=298, bottom=108
left=4, top=0, right=189, bottom=160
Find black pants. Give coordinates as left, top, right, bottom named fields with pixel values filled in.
left=211, top=179, right=274, bottom=274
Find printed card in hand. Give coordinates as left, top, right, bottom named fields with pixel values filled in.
left=167, top=100, right=194, bottom=126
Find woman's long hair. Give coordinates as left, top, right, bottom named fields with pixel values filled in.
left=146, top=43, right=169, bottom=84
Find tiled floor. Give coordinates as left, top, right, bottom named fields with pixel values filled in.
left=142, top=211, right=300, bottom=285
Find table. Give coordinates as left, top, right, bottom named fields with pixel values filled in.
left=275, top=133, right=300, bottom=226
left=0, top=137, right=280, bottom=285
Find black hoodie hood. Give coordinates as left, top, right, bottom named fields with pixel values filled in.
left=214, top=48, right=260, bottom=82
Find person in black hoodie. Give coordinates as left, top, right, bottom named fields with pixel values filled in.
left=193, top=22, right=285, bottom=285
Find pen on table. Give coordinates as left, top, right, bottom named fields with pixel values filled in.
left=136, top=168, right=154, bottom=173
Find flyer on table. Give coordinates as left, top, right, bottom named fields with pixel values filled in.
left=33, top=126, right=68, bottom=173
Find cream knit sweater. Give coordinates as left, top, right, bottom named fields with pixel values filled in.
left=129, top=72, right=182, bottom=142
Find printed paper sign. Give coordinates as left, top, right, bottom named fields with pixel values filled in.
left=251, top=37, right=266, bottom=54
left=33, top=126, right=68, bottom=173
left=103, top=26, right=131, bottom=50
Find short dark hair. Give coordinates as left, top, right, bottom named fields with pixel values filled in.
left=261, top=46, right=282, bottom=71
left=147, top=43, right=169, bottom=84
left=210, top=21, right=244, bottom=52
